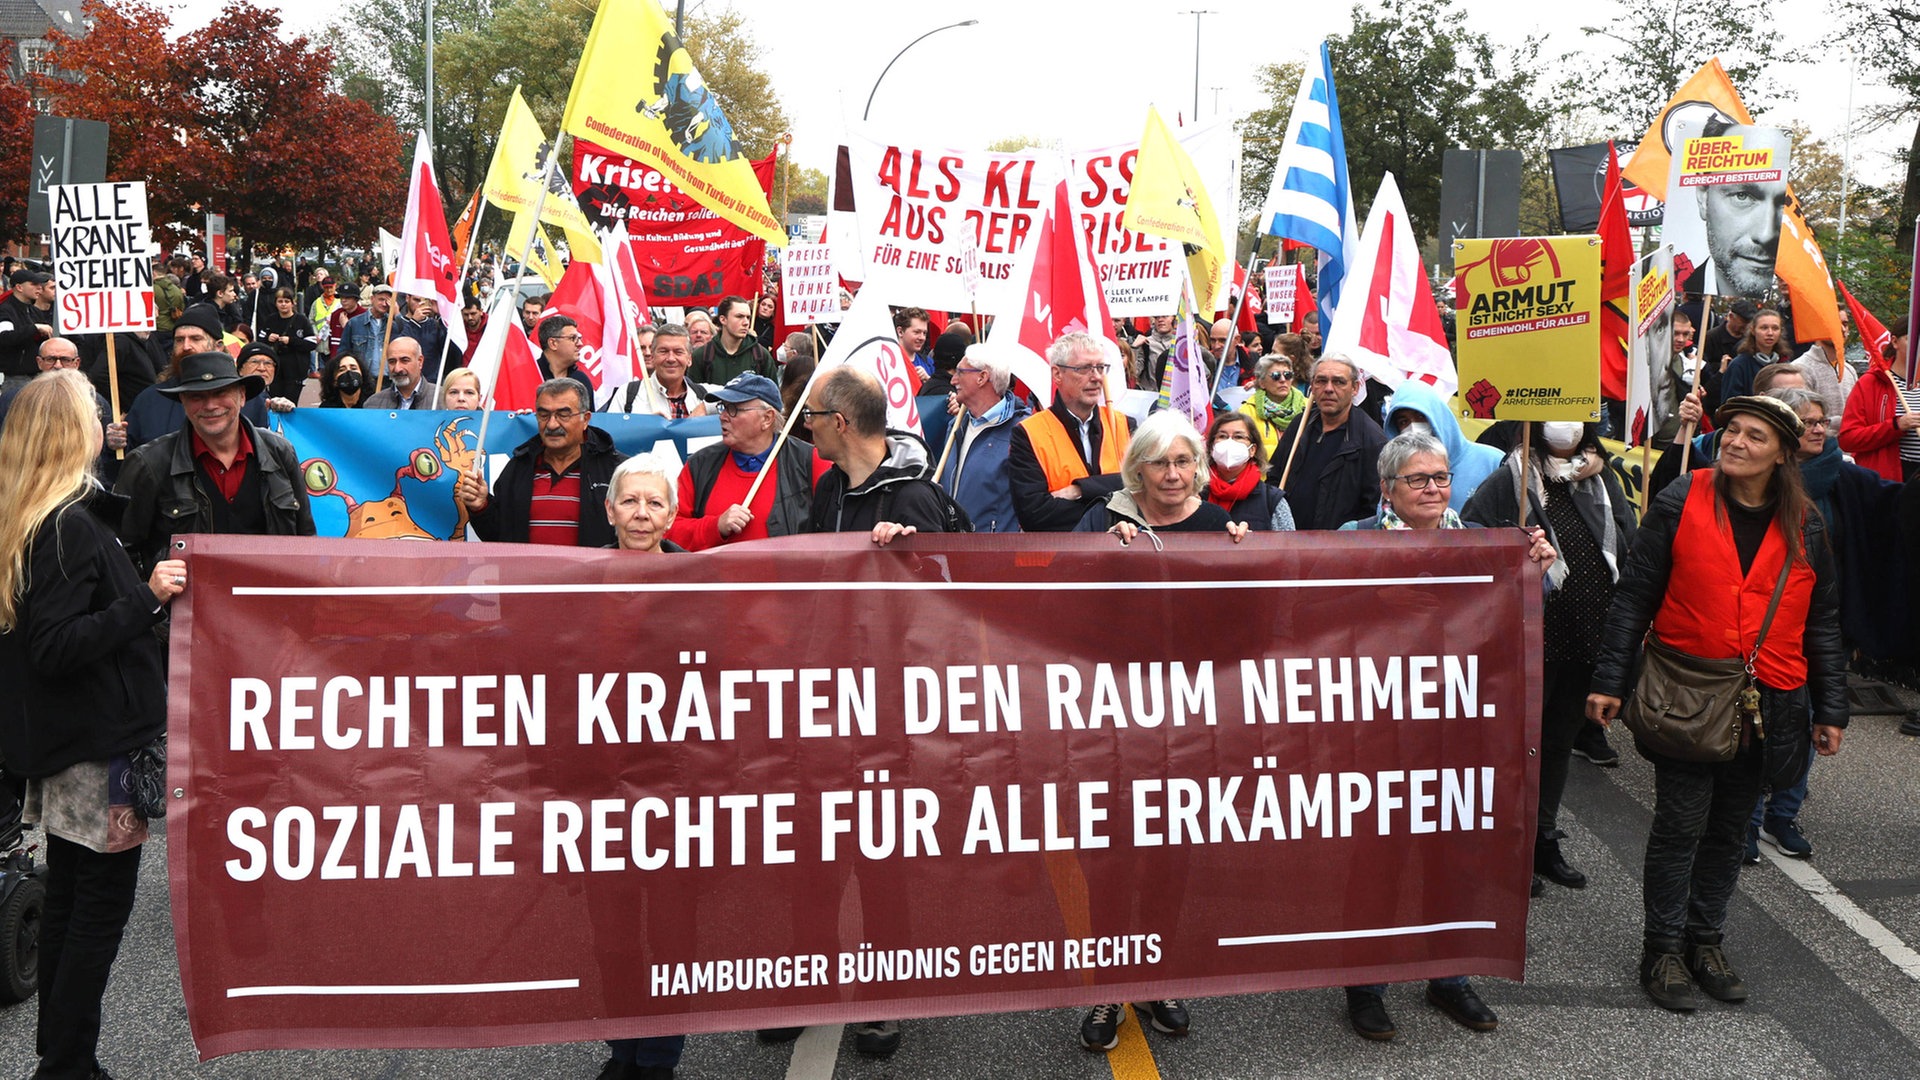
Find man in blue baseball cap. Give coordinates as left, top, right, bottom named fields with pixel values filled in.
left=667, top=372, right=827, bottom=550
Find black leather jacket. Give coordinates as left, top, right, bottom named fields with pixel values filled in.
left=1591, top=475, right=1847, bottom=729
left=113, top=416, right=315, bottom=576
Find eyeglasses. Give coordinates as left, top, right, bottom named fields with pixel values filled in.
left=717, top=401, right=768, bottom=416
left=1055, top=362, right=1110, bottom=376
left=1801, top=417, right=1831, bottom=430
left=1266, top=371, right=1292, bottom=382
left=534, top=408, right=582, bottom=423
left=36, top=354, right=80, bottom=367
left=554, top=333, right=583, bottom=343
left=1143, top=456, right=1199, bottom=472
left=1311, top=376, right=1352, bottom=388
left=798, top=406, right=841, bottom=424
left=1390, top=471, right=1453, bottom=490
left=955, top=365, right=987, bottom=378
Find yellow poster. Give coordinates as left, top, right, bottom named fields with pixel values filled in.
left=560, top=0, right=783, bottom=246
left=1452, top=236, right=1602, bottom=422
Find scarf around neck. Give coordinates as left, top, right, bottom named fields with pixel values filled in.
left=1206, top=464, right=1261, bottom=509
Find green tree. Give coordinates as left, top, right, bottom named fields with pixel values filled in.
left=1830, top=0, right=1919, bottom=271
left=1574, top=0, right=1788, bottom=138
left=430, top=1, right=791, bottom=240
left=1327, top=0, right=1552, bottom=245
left=327, top=0, right=496, bottom=209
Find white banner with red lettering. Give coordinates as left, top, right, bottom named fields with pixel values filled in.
left=845, top=123, right=1239, bottom=318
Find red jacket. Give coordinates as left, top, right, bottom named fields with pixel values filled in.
left=1839, top=369, right=1904, bottom=482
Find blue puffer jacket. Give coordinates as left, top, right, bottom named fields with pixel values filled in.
left=937, top=393, right=1033, bottom=533
left=1382, top=381, right=1502, bottom=511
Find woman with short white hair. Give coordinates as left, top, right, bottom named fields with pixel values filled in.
left=1073, top=409, right=1249, bottom=541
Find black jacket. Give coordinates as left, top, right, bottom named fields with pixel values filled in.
left=114, top=416, right=316, bottom=576
left=1590, top=475, right=1847, bottom=729
left=471, top=424, right=625, bottom=547
left=1006, top=400, right=1132, bottom=532
left=809, top=432, right=966, bottom=534
left=255, top=309, right=316, bottom=402
left=77, top=331, right=166, bottom=407
left=683, top=438, right=818, bottom=538
left=1271, top=408, right=1389, bottom=531
left=0, top=294, right=51, bottom=377
left=0, top=491, right=167, bottom=778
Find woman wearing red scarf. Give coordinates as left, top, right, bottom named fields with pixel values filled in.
left=1204, top=412, right=1295, bottom=530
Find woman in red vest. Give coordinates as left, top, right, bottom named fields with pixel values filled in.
left=1586, top=395, right=1847, bottom=1015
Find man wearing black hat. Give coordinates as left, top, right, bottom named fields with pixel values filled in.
left=122, top=303, right=270, bottom=449
left=0, top=268, right=57, bottom=380
left=115, top=351, right=314, bottom=577
left=668, top=372, right=828, bottom=550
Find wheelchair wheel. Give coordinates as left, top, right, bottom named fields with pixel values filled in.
left=0, top=875, right=44, bottom=1003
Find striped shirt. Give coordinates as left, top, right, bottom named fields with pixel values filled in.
left=1898, top=376, right=1920, bottom=463
left=527, top=460, right=583, bottom=546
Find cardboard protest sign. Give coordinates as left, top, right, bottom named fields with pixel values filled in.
left=169, top=531, right=1538, bottom=1057
left=844, top=124, right=1238, bottom=317
left=1624, top=247, right=1678, bottom=447
left=1264, top=264, right=1306, bottom=324
left=50, top=181, right=154, bottom=334
left=1661, top=122, right=1791, bottom=298
left=779, top=242, right=841, bottom=325
left=1454, top=236, right=1602, bottom=421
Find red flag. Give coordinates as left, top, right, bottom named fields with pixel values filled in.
left=394, top=131, right=466, bottom=351
left=493, top=326, right=545, bottom=411
left=988, top=180, right=1122, bottom=407
left=544, top=261, right=609, bottom=389
left=1597, top=142, right=1632, bottom=400
left=1840, top=278, right=1894, bottom=374
left=1237, top=277, right=1263, bottom=334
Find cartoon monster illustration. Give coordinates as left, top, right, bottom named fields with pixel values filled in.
left=301, top=418, right=479, bottom=540
left=639, top=34, right=742, bottom=165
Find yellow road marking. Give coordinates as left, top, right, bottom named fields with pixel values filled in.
left=1106, top=1004, right=1163, bottom=1080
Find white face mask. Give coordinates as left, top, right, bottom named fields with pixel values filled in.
left=1401, top=419, right=1433, bottom=437
left=1542, top=422, right=1584, bottom=452
left=775, top=346, right=788, bottom=365
left=1211, top=439, right=1252, bottom=470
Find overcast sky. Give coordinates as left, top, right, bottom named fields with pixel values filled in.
left=168, top=0, right=1902, bottom=188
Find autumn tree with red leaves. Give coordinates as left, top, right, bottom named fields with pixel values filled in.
left=44, top=0, right=407, bottom=256
left=0, top=52, right=34, bottom=243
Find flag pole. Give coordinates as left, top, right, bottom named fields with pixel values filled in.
left=431, top=194, right=489, bottom=409
left=1210, top=247, right=1263, bottom=400
left=601, top=228, right=651, bottom=395
left=373, top=305, right=396, bottom=397
left=1678, top=353, right=1701, bottom=473
left=107, top=335, right=123, bottom=460
left=1517, top=422, right=1532, bottom=527
left=472, top=144, right=566, bottom=465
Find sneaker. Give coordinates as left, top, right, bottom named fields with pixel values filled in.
left=1685, top=938, right=1749, bottom=1003
left=1640, top=949, right=1700, bottom=1012
left=852, top=1020, right=900, bottom=1058
left=1139, top=1000, right=1189, bottom=1036
left=1079, top=1004, right=1122, bottom=1051
left=1901, top=710, right=1920, bottom=737
left=1761, top=817, right=1812, bottom=859
left=1572, top=724, right=1620, bottom=766
left=1744, top=827, right=1762, bottom=865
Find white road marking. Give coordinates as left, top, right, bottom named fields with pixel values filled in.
left=782, top=1024, right=841, bottom=1080
left=1762, top=847, right=1920, bottom=981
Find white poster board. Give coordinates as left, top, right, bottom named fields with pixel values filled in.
left=51, top=180, right=155, bottom=334
left=780, top=241, right=843, bottom=325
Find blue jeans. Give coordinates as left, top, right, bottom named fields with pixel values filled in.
left=1750, top=744, right=1813, bottom=828
left=606, top=1036, right=685, bottom=1067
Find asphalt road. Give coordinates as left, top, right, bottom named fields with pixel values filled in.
left=4, top=687, right=1920, bottom=1079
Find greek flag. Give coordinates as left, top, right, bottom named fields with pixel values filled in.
left=1255, top=41, right=1357, bottom=332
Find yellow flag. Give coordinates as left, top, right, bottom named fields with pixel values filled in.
left=483, top=86, right=602, bottom=264
left=1124, top=107, right=1226, bottom=310
left=559, top=0, right=784, bottom=246
left=1622, top=58, right=1840, bottom=349
left=504, top=211, right=560, bottom=289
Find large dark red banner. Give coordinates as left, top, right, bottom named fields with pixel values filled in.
left=571, top=138, right=776, bottom=305
left=168, top=532, right=1541, bottom=1059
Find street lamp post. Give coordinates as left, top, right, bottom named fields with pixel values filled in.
left=863, top=20, right=980, bottom=122
left=1182, top=10, right=1216, bottom=121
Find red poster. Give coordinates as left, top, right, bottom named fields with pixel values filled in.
left=571, top=139, right=776, bottom=306
left=168, top=532, right=1541, bottom=1059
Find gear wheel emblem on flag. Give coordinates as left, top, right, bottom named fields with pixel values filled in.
left=637, top=34, right=743, bottom=165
